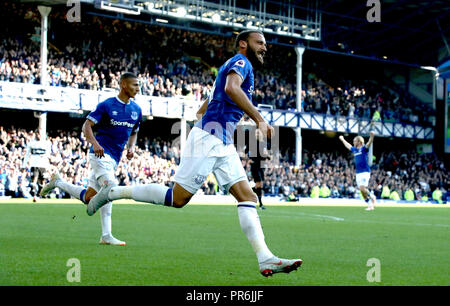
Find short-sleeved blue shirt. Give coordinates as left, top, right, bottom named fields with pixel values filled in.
left=196, top=53, right=254, bottom=144
left=351, top=146, right=371, bottom=173
left=87, top=97, right=142, bottom=164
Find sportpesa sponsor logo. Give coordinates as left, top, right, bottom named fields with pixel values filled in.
left=110, top=119, right=134, bottom=128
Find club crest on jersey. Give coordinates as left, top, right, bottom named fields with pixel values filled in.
left=131, top=111, right=138, bottom=121
left=235, top=59, right=245, bottom=68
left=193, top=175, right=207, bottom=185
left=112, top=111, right=118, bottom=116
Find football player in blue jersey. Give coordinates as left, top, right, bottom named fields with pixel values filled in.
left=339, top=131, right=376, bottom=210
left=87, top=30, right=302, bottom=277
left=41, top=72, right=142, bottom=245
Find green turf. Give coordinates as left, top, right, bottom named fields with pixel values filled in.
left=0, top=202, right=448, bottom=286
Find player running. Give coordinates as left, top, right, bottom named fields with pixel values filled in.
left=87, top=30, right=302, bottom=277
left=40, top=72, right=142, bottom=245
left=339, top=131, right=376, bottom=210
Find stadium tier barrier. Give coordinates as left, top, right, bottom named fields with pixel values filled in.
left=0, top=81, right=436, bottom=139
left=0, top=81, right=202, bottom=121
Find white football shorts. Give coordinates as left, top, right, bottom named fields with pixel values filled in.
left=174, top=127, right=248, bottom=195
left=88, top=153, right=118, bottom=191
left=356, top=172, right=371, bottom=187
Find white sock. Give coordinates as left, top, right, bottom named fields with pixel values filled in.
left=237, top=202, right=274, bottom=263
left=56, top=180, right=85, bottom=201
left=369, top=192, right=376, bottom=207
left=100, top=202, right=112, bottom=237
left=108, top=184, right=171, bottom=206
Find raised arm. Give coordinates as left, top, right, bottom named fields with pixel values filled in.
left=339, top=135, right=353, bottom=151
left=365, top=131, right=375, bottom=149
left=225, top=72, right=273, bottom=138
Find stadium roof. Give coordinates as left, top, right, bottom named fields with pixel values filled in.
left=15, top=0, right=450, bottom=68
left=315, top=0, right=450, bottom=68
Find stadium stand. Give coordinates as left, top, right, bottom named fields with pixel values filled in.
left=0, top=2, right=447, bottom=203
left=0, top=1, right=435, bottom=126
left=0, top=124, right=447, bottom=203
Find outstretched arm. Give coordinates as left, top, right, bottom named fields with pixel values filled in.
left=339, top=135, right=352, bottom=151
left=365, top=131, right=375, bottom=149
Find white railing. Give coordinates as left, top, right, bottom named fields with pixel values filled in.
left=0, top=81, right=202, bottom=121
left=0, top=81, right=435, bottom=139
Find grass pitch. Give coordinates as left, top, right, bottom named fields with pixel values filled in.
left=0, top=200, right=449, bottom=286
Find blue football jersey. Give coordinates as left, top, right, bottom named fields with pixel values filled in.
left=86, top=96, right=142, bottom=164
left=196, top=53, right=254, bottom=144
left=351, top=146, right=371, bottom=173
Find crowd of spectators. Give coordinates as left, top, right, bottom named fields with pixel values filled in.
left=301, top=77, right=431, bottom=126
left=0, top=125, right=181, bottom=199
left=0, top=3, right=444, bottom=202
left=240, top=148, right=448, bottom=203
left=0, top=1, right=434, bottom=126
left=0, top=124, right=447, bottom=204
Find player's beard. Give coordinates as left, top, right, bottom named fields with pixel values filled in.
left=247, top=45, right=264, bottom=69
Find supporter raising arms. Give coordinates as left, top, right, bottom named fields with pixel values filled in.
left=339, top=132, right=377, bottom=210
